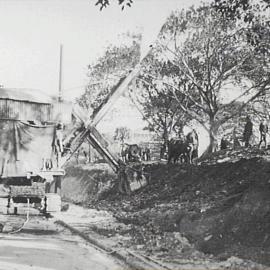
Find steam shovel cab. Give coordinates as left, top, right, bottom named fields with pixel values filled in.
left=0, top=88, right=71, bottom=215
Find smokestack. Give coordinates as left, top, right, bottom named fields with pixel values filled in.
left=58, top=44, right=63, bottom=102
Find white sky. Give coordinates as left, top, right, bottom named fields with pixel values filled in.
left=0, top=0, right=203, bottom=101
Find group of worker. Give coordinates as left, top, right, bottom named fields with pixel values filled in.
left=243, top=116, right=268, bottom=148
left=221, top=116, right=269, bottom=150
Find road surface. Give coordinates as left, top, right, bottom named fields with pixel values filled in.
left=0, top=215, right=124, bottom=270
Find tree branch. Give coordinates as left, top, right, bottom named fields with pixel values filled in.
left=170, top=87, right=210, bottom=132
left=218, top=79, right=270, bottom=126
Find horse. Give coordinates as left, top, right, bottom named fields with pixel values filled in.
left=167, top=129, right=199, bottom=164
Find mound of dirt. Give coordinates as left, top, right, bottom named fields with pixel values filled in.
left=63, top=148, right=270, bottom=267
left=61, top=163, right=117, bottom=204
left=199, top=146, right=270, bottom=165
left=88, top=149, right=270, bottom=266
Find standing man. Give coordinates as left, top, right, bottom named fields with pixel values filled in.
left=145, top=147, right=151, bottom=161
left=259, top=119, right=268, bottom=149
left=52, top=122, right=64, bottom=167
left=220, top=136, right=229, bottom=150
left=55, top=122, right=64, bottom=154
left=243, top=116, right=253, bottom=147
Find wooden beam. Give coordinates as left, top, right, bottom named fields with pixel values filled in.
left=91, top=65, right=140, bottom=127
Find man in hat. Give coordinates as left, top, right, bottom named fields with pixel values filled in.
left=259, top=119, right=268, bottom=149
left=243, top=116, right=253, bottom=147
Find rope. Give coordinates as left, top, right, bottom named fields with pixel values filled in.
left=8, top=198, right=30, bottom=234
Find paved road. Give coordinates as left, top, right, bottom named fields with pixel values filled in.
left=0, top=216, right=124, bottom=270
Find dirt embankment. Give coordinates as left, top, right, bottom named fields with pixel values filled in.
left=63, top=149, right=270, bottom=267
left=62, top=163, right=117, bottom=204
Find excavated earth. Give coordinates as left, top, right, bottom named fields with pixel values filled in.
left=63, top=148, right=270, bottom=269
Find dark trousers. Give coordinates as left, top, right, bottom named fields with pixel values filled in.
left=244, top=135, right=251, bottom=147
left=259, top=133, right=267, bottom=148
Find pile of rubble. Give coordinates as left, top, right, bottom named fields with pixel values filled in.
left=199, top=146, right=270, bottom=165
left=84, top=147, right=270, bottom=267
left=62, top=147, right=270, bottom=267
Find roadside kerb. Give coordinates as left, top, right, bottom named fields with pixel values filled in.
left=55, top=219, right=171, bottom=270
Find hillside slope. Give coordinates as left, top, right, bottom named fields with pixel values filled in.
left=63, top=148, right=270, bottom=267
left=92, top=148, right=270, bottom=266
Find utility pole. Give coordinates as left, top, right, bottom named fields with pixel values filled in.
left=58, top=44, right=63, bottom=102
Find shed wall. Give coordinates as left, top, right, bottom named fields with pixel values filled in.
left=0, top=99, right=52, bottom=122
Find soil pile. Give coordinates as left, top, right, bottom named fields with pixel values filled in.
left=89, top=148, right=270, bottom=267
left=199, top=147, right=270, bottom=164
left=62, top=163, right=117, bottom=204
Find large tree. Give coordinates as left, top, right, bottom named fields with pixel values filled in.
left=140, top=4, right=270, bottom=152
left=130, top=53, right=193, bottom=152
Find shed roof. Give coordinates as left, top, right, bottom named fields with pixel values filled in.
left=0, top=88, right=53, bottom=104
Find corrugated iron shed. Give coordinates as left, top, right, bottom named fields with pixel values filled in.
left=0, top=88, right=53, bottom=121
left=0, top=88, right=74, bottom=123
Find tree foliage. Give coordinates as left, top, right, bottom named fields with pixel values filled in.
left=113, top=126, right=130, bottom=143
left=77, top=34, right=140, bottom=113
left=213, top=0, right=269, bottom=22
left=95, top=0, right=134, bottom=10
left=132, top=52, right=193, bottom=144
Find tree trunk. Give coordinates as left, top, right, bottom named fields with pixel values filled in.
left=160, top=128, right=169, bottom=159
left=201, top=120, right=219, bottom=157
left=209, top=132, right=218, bottom=153
left=208, top=121, right=219, bottom=153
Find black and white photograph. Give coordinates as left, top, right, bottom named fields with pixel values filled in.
left=0, top=0, right=269, bottom=269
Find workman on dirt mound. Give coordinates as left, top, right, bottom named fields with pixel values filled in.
left=243, top=116, right=253, bottom=147
left=259, top=119, right=268, bottom=149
